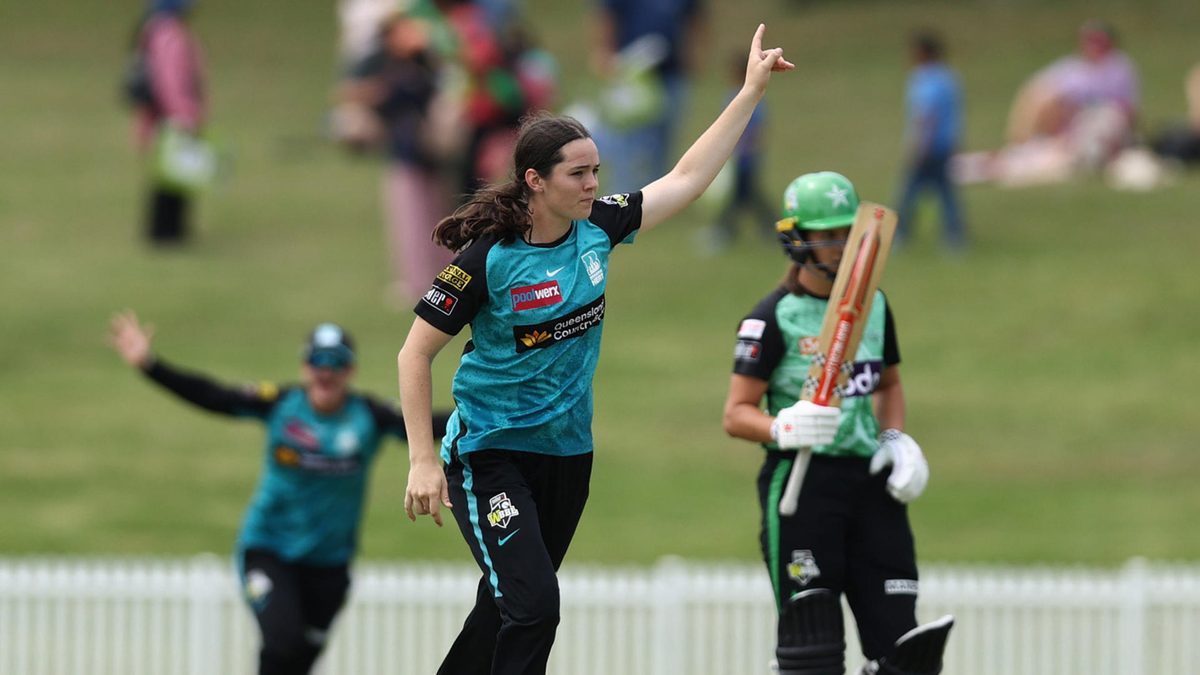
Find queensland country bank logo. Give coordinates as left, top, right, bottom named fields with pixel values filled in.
left=487, top=492, right=519, bottom=528
left=422, top=286, right=459, bottom=316
left=513, top=295, right=605, bottom=352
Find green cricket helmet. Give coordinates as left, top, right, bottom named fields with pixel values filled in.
left=776, top=171, right=859, bottom=264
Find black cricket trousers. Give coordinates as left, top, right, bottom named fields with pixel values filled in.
left=239, top=549, right=350, bottom=675
left=439, top=448, right=593, bottom=675
left=759, top=452, right=919, bottom=661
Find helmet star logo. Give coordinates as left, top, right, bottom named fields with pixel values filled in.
left=825, top=185, right=850, bottom=208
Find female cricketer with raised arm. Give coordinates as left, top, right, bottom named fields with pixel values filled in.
left=109, top=311, right=449, bottom=675
left=397, top=24, right=795, bottom=675
left=722, top=172, right=952, bottom=675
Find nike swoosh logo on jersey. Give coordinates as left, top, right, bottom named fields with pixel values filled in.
left=546, top=266, right=565, bottom=277
left=498, top=529, right=521, bottom=546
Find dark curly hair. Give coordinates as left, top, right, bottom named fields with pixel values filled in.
left=433, top=113, right=591, bottom=251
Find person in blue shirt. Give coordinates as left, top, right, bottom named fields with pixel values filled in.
left=398, top=25, right=794, bottom=675
left=108, top=311, right=448, bottom=675
left=895, top=30, right=967, bottom=252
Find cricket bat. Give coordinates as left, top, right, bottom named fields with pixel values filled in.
left=778, top=202, right=898, bottom=516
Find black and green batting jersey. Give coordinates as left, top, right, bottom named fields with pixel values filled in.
left=732, top=287, right=900, bottom=458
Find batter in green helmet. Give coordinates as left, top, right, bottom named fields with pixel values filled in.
left=775, top=170, right=859, bottom=277
left=723, top=172, right=953, bottom=675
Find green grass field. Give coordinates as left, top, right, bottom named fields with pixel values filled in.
left=3, top=0, right=1199, bottom=565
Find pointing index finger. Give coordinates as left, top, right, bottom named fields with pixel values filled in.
left=752, top=23, right=764, bottom=55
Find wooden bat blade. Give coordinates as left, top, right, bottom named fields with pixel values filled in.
left=811, top=224, right=881, bottom=405
left=781, top=202, right=897, bottom=517
left=801, top=203, right=898, bottom=408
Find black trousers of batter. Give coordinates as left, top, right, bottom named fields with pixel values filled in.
left=239, top=549, right=351, bottom=675
left=440, top=448, right=593, bottom=675
left=759, top=452, right=919, bottom=661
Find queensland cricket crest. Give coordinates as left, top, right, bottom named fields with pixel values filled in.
left=787, top=550, right=821, bottom=587
left=486, top=492, right=520, bottom=528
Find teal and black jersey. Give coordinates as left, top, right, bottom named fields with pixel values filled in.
left=732, top=287, right=900, bottom=458
left=142, top=358, right=442, bottom=566
left=414, top=192, right=643, bottom=460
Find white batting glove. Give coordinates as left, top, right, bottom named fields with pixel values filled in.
left=770, top=401, right=841, bottom=449
left=869, top=429, right=929, bottom=503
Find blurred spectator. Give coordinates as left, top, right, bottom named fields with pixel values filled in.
left=590, top=0, right=705, bottom=194
left=341, top=0, right=558, bottom=199
left=1006, top=20, right=1138, bottom=149
left=432, top=0, right=525, bottom=194
left=1151, top=63, right=1200, bottom=165
left=954, top=20, right=1140, bottom=187
left=698, top=50, right=775, bottom=255
left=895, top=29, right=966, bottom=251
left=338, top=12, right=456, bottom=305
left=336, top=0, right=399, bottom=71
left=124, top=0, right=207, bottom=246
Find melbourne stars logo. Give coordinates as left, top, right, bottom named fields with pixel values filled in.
left=825, top=184, right=850, bottom=208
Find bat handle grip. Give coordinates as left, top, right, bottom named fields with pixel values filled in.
left=778, top=448, right=810, bottom=516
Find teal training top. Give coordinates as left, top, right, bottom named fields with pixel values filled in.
left=414, top=192, right=643, bottom=460
left=142, top=359, right=424, bottom=566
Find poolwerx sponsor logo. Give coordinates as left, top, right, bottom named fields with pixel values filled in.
left=510, top=281, right=563, bottom=311
left=513, top=295, right=605, bottom=352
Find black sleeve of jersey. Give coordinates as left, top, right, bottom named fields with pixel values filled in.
left=413, top=237, right=494, bottom=335
left=142, top=357, right=279, bottom=418
left=363, top=396, right=452, bottom=442
left=590, top=191, right=643, bottom=248
left=732, top=288, right=789, bottom=381
left=365, top=396, right=406, bottom=439
left=883, top=300, right=901, bottom=367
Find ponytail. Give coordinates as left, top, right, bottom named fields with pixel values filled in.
left=432, top=181, right=532, bottom=251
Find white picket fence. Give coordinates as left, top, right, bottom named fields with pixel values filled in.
left=2, top=556, right=1200, bottom=674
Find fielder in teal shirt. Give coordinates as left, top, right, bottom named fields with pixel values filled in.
left=110, top=312, right=448, bottom=675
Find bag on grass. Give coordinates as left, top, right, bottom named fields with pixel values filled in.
left=153, top=125, right=219, bottom=194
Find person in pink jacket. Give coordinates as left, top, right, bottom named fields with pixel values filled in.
left=127, top=0, right=207, bottom=245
